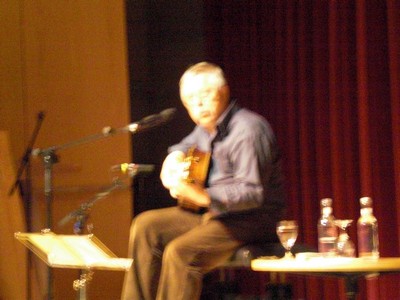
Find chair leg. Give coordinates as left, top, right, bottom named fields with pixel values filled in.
left=266, top=272, right=292, bottom=300
left=201, top=269, right=239, bottom=300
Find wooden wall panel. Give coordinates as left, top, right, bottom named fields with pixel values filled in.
left=0, top=1, right=25, bottom=159
left=1, top=1, right=132, bottom=299
left=0, top=132, right=27, bottom=300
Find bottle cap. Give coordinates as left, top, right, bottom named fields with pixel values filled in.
left=320, top=198, right=333, bottom=208
left=360, top=197, right=373, bottom=208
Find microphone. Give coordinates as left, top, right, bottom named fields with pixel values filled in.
left=111, top=163, right=155, bottom=176
left=126, top=108, right=177, bottom=133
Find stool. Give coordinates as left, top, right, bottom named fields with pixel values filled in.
left=202, top=243, right=316, bottom=299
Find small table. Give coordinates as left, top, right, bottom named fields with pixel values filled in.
left=251, top=256, right=400, bottom=299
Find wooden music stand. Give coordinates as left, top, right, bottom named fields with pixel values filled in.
left=15, top=230, right=132, bottom=300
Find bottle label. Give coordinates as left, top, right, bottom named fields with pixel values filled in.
left=358, top=224, right=379, bottom=257
left=318, top=237, right=337, bottom=254
left=318, top=224, right=338, bottom=254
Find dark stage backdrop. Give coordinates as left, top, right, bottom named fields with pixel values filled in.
left=203, top=1, right=400, bottom=299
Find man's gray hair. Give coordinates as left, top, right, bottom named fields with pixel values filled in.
left=179, top=62, right=227, bottom=88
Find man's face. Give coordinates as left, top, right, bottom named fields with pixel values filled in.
left=180, top=74, right=229, bottom=133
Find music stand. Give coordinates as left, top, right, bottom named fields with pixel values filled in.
left=15, top=230, right=132, bottom=300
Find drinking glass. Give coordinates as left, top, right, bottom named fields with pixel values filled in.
left=334, top=219, right=356, bottom=257
left=276, top=220, right=298, bottom=259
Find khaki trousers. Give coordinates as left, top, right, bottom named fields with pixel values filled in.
left=121, top=205, right=282, bottom=300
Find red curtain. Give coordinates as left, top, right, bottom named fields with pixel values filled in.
left=204, top=1, right=400, bottom=299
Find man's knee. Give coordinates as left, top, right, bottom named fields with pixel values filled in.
left=163, top=239, right=188, bottom=265
left=131, top=209, right=162, bottom=233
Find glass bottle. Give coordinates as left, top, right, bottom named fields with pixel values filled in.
left=357, top=196, right=379, bottom=258
left=317, top=198, right=338, bottom=256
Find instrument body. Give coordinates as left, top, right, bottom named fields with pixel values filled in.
left=178, top=146, right=211, bottom=212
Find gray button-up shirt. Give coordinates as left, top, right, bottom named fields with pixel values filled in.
left=169, top=101, right=286, bottom=215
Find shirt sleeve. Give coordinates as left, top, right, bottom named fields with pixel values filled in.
left=207, top=117, right=281, bottom=214
left=168, top=127, right=199, bottom=154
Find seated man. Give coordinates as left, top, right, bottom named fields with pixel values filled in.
left=121, top=61, right=286, bottom=300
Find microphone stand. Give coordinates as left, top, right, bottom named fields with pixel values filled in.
left=58, top=177, right=126, bottom=300
left=8, top=111, right=45, bottom=300
left=31, top=109, right=173, bottom=300
left=34, top=123, right=133, bottom=231
left=33, top=109, right=173, bottom=231
left=33, top=125, right=128, bottom=300
left=9, top=111, right=45, bottom=196
left=9, top=111, right=45, bottom=221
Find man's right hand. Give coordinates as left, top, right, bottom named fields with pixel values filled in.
left=160, top=150, right=186, bottom=190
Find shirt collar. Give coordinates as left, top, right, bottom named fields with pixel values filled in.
left=216, top=99, right=241, bottom=138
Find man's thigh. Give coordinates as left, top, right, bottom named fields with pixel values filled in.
left=133, top=206, right=204, bottom=245
left=165, top=217, right=242, bottom=272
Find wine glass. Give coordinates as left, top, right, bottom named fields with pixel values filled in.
left=276, top=220, right=298, bottom=259
left=334, top=219, right=355, bottom=257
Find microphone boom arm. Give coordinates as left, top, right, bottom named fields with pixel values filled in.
left=58, top=178, right=126, bottom=233
left=32, top=108, right=176, bottom=156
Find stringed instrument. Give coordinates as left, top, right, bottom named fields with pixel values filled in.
left=177, top=146, right=211, bottom=212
